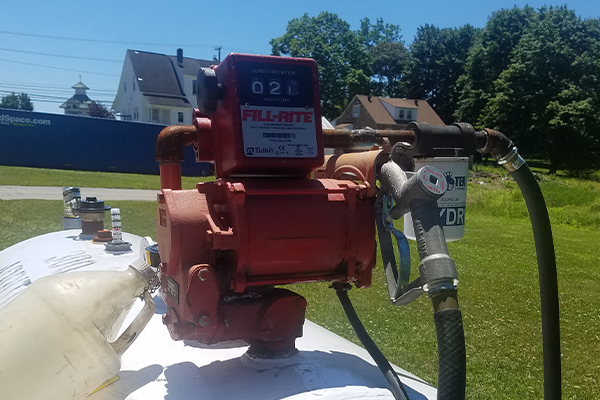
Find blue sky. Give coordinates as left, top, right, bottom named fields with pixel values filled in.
left=2, top=1, right=599, bottom=114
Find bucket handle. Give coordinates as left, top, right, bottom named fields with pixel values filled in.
left=110, top=290, right=156, bottom=356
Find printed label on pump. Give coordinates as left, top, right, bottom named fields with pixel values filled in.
left=236, top=60, right=319, bottom=159
left=240, top=106, right=317, bottom=158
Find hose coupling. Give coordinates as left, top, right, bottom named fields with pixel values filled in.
left=424, top=280, right=459, bottom=295
left=496, top=146, right=525, bottom=172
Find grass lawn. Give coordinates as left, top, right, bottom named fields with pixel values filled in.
left=0, top=165, right=598, bottom=399
left=0, top=165, right=209, bottom=190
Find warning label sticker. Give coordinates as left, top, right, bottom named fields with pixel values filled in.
left=241, top=106, right=318, bottom=158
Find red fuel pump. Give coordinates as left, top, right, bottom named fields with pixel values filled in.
left=155, top=54, right=377, bottom=356
left=155, top=53, right=560, bottom=400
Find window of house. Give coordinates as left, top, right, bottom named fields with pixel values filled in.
left=353, top=105, right=360, bottom=118
left=161, top=109, right=170, bottom=124
left=178, top=112, right=184, bottom=123
left=406, top=110, right=413, bottom=120
left=398, top=109, right=404, bottom=119
left=133, top=77, right=136, bottom=91
left=124, top=81, right=126, bottom=92
left=151, top=108, right=159, bottom=123
left=193, top=80, right=197, bottom=95
left=134, top=107, right=139, bottom=119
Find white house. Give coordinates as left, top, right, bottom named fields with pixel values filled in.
left=60, top=81, right=94, bottom=116
left=112, top=49, right=214, bottom=125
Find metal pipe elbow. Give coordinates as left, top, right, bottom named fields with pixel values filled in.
left=477, top=128, right=514, bottom=159
left=155, top=125, right=198, bottom=163
left=477, top=128, right=526, bottom=172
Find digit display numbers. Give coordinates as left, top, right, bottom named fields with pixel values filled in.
left=251, top=78, right=295, bottom=96
left=237, top=60, right=313, bottom=108
left=269, top=80, right=281, bottom=95
left=251, top=80, right=264, bottom=95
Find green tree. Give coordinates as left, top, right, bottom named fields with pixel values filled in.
left=454, top=6, right=537, bottom=124
left=88, top=101, right=116, bottom=119
left=0, top=92, right=34, bottom=111
left=480, top=6, right=600, bottom=172
left=370, top=41, right=410, bottom=97
left=357, top=18, right=408, bottom=97
left=271, top=12, right=370, bottom=119
left=356, top=17, right=402, bottom=48
left=405, top=24, right=477, bottom=123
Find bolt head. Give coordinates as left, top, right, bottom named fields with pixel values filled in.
left=198, top=268, right=208, bottom=281
left=198, top=315, right=210, bottom=326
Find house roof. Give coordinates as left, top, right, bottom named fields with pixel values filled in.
left=379, top=97, right=418, bottom=109
left=145, top=95, right=190, bottom=108
left=124, top=50, right=214, bottom=110
left=169, top=56, right=214, bottom=76
left=356, top=95, right=395, bottom=125
left=72, top=82, right=89, bottom=90
left=128, top=50, right=186, bottom=97
left=70, top=94, right=92, bottom=104
left=353, top=95, right=444, bottom=126
left=60, top=94, right=93, bottom=109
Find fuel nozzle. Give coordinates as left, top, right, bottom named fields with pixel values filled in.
left=377, top=151, right=466, bottom=399
left=379, top=159, right=457, bottom=295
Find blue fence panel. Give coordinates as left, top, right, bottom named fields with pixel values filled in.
left=0, top=109, right=211, bottom=176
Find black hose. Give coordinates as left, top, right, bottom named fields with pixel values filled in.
left=510, top=164, right=561, bottom=400
left=433, top=306, right=466, bottom=399
left=335, top=289, right=410, bottom=400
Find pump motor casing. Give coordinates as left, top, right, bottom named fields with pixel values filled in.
left=157, top=178, right=375, bottom=346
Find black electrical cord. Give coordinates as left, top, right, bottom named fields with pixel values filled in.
left=510, top=163, right=561, bottom=400
left=334, top=287, right=410, bottom=400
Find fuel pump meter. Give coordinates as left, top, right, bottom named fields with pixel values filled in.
left=195, top=53, right=324, bottom=177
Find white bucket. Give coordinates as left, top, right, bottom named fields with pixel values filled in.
left=404, top=157, right=469, bottom=242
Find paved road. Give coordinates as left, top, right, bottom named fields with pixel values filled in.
left=0, top=186, right=159, bottom=201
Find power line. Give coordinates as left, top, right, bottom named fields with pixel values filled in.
left=0, top=90, right=114, bottom=101
left=0, top=30, right=255, bottom=54
left=0, top=57, right=120, bottom=77
left=0, top=85, right=115, bottom=93
left=0, top=47, right=122, bottom=63
left=0, top=94, right=115, bottom=107
left=0, top=29, right=218, bottom=48
left=0, top=83, right=117, bottom=95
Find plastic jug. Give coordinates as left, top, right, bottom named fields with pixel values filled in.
left=0, top=259, right=157, bottom=400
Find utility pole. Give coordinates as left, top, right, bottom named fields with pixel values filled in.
left=214, top=46, right=222, bottom=63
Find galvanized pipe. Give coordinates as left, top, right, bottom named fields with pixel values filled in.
left=322, top=129, right=415, bottom=149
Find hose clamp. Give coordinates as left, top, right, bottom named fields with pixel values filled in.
left=496, top=146, right=525, bottom=172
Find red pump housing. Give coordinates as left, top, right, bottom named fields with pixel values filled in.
left=195, top=53, right=325, bottom=178
left=156, top=54, right=377, bottom=356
